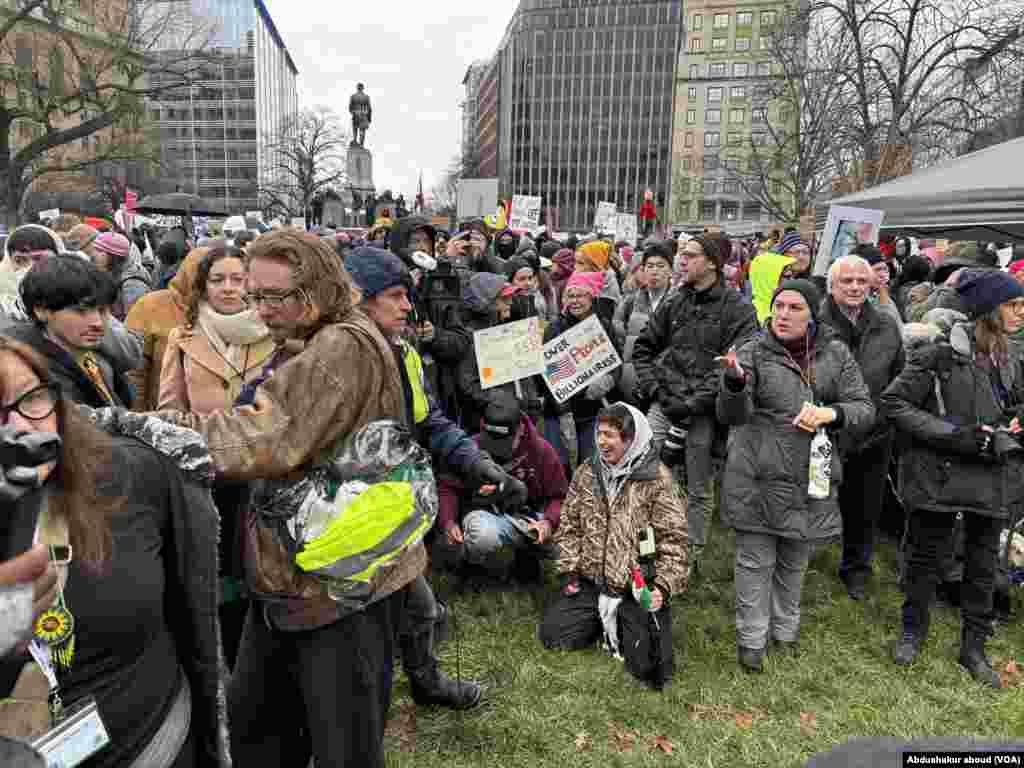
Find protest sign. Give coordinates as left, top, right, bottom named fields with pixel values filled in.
left=291, top=217, right=307, bottom=230
left=457, top=178, right=500, bottom=221
left=508, top=195, right=542, bottom=231
left=615, top=213, right=638, bottom=244
left=541, top=314, right=622, bottom=404
left=813, top=205, right=884, bottom=276
left=38, top=208, right=60, bottom=222
left=245, top=210, right=264, bottom=222
left=594, top=201, right=617, bottom=233
left=474, top=317, right=544, bottom=390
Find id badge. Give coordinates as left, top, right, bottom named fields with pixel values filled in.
left=639, top=526, right=656, bottom=558
left=31, top=697, right=110, bottom=768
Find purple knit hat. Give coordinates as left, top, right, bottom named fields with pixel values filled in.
left=93, top=232, right=130, bottom=262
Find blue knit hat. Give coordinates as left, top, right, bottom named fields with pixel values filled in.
left=344, top=246, right=411, bottom=298
left=955, top=270, right=1024, bottom=319
left=778, top=231, right=806, bottom=254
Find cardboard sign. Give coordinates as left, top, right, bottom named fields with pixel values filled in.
left=615, top=213, right=638, bottom=244
left=474, top=317, right=545, bottom=390
left=812, top=205, right=885, bottom=276
left=38, top=208, right=60, bottom=221
left=594, top=201, right=617, bottom=233
left=541, top=314, right=622, bottom=404
left=508, top=194, right=542, bottom=231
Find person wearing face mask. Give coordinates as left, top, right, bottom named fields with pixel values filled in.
left=538, top=403, right=689, bottom=690
left=717, top=279, right=873, bottom=673
left=6, top=255, right=134, bottom=409
left=882, top=271, right=1024, bottom=689
left=614, top=242, right=675, bottom=403
left=456, top=272, right=545, bottom=434
left=0, top=226, right=66, bottom=323
left=819, top=255, right=904, bottom=600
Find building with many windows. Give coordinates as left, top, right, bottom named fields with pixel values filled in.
left=146, top=0, right=298, bottom=213
left=669, top=1, right=791, bottom=229
left=483, top=0, right=684, bottom=232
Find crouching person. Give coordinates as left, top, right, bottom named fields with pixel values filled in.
left=538, top=403, right=689, bottom=689
left=436, top=391, right=568, bottom=582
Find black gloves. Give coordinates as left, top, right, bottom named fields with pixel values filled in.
left=472, top=459, right=529, bottom=511
left=0, top=428, right=60, bottom=504
left=659, top=391, right=692, bottom=424
left=947, top=425, right=994, bottom=458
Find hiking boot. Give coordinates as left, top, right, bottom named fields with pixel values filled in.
left=737, top=645, right=764, bottom=673
left=843, top=570, right=867, bottom=601
left=892, top=631, right=922, bottom=666
left=409, top=663, right=484, bottom=709
left=958, top=627, right=1002, bottom=690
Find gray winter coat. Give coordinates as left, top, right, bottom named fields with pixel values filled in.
left=613, top=285, right=673, bottom=401
left=881, top=319, right=1024, bottom=520
left=717, top=326, right=875, bottom=540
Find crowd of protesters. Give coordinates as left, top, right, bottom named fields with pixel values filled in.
left=0, top=208, right=1021, bottom=768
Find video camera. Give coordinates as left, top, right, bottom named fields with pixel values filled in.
left=420, top=259, right=462, bottom=330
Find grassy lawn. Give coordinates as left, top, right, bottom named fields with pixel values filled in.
left=385, top=523, right=1024, bottom=767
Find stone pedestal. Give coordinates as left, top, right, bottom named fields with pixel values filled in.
left=347, top=145, right=374, bottom=194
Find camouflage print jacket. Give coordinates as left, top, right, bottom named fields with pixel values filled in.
left=554, top=450, right=690, bottom=598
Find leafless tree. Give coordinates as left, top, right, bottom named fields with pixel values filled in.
left=259, top=106, right=349, bottom=220
left=0, top=0, right=216, bottom=224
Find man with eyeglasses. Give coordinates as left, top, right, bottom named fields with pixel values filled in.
left=138, top=230, right=420, bottom=768
left=632, top=235, right=758, bottom=563
left=820, top=253, right=904, bottom=600
left=4, top=254, right=133, bottom=408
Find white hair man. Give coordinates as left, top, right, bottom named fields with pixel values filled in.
left=820, top=254, right=905, bottom=600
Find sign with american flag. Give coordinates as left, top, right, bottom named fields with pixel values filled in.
left=541, top=314, right=622, bottom=404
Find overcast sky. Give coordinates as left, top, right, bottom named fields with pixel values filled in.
left=266, top=0, right=510, bottom=201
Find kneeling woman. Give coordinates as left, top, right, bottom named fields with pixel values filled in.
left=538, top=403, right=689, bottom=688
left=717, top=280, right=873, bottom=673
left=0, top=336, right=226, bottom=767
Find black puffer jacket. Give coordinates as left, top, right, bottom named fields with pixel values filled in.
left=881, top=320, right=1024, bottom=520
left=717, top=326, right=874, bottom=540
left=633, top=278, right=758, bottom=414
left=818, top=297, right=904, bottom=451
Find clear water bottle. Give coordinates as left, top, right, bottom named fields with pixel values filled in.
left=808, top=427, right=832, bottom=500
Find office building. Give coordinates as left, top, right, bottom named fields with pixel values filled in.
left=669, top=0, right=792, bottom=229
left=147, top=0, right=298, bottom=213
left=487, top=0, right=684, bottom=231
left=461, top=60, right=488, bottom=172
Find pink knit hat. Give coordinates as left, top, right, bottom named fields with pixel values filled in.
left=94, top=232, right=130, bottom=262
left=565, top=270, right=605, bottom=297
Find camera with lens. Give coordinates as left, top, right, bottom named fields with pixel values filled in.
left=420, top=259, right=462, bottom=330
left=660, top=423, right=688, bottom=468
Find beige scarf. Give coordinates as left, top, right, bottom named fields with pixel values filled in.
left=197, top=302, right=269, bottom=370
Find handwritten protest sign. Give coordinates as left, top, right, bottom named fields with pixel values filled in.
left=474, top=317, right=544, bottom=390
left=509, top=195, right=542, bottom=231
left=541, top=314, right=622, bottom=404
left=594, top=201, right=617, bottom=233
left=38, top=208, right=60, bottom=222
left=615, top=213, right=638, bottom=244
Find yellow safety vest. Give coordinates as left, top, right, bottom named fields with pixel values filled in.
left=401, top=342, right=429, bottom=425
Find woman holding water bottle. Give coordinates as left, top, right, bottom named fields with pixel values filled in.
left=715, top=279, right=873, bottom=673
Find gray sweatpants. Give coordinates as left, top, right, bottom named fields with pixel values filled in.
left=647, top=404, right=715, bottom=548
left=734, top=531, right=812, bottom=650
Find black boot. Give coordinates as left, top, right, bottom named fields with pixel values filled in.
left=892, top=630, right=922, bottom=666
left=404, top=626, right=483, bottom=709
left=958, top=626, right=1001, bottom=690
left=737, top=645, right=764, bottom=673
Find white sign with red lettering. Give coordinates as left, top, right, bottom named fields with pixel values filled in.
left=541, top=314, right=621, bottom=404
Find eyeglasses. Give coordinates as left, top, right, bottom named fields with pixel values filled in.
left=241, top=290, right=299, bottom=309
left=0, top=383, right=59, bottom=424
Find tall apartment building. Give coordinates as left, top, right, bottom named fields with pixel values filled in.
left=147, top=0, right=298, bottom=213
left=669, top=1, right=790, bottom=229
left=461, top=61, right=488, bottom=171
left=487, top=0, right=684, bottom=231
left=476, top=57, right=501, bottom=178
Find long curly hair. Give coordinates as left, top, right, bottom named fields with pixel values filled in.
left=245, top=230, right=353, bottom=329
left=185, top=243, right=246, bottom=328
left=0, top=336, right=121, bottom=564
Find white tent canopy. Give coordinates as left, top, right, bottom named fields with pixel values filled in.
left=818, top=136, right=1024, bottom=241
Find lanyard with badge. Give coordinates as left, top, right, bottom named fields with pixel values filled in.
left=23, top=508, right=110, bottom=767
